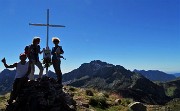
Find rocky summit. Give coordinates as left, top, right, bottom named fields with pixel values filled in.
left=5, top=76, right=76, bottom=111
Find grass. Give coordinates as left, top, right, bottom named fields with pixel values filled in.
left=89, top=95, right=107, bottom=109
left=0, top=93, right=10, bottom=110
left=165, top=98, right=180, bottom=111
left=165, top=86, right=176, bottom=97
left=64, top=86, right=134, bottom=111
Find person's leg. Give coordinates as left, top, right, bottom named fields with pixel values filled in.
left=8, top=79, right=20, bottom=104
left=52, top=59, right=62, bottom=84
left=57, top=60, right=62, bottom=84
left=17, top=77, right=28, bottom=93
left=29, top=61, right=35, bottom=80
left=35, top=61, right=44, bottom=79
left=14, top=78, right=24, bottom=98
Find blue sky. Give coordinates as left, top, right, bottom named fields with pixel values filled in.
left=0, top=0, right=179, bottom=74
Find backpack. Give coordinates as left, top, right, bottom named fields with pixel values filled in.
left=24, top=45, right=30, bottom=55
left=25, top=44, right=40, bottom=61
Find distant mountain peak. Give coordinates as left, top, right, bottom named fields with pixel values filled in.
left=78, top=60, right=114, bottom=72
left=134, top=69, right=160, bottom=72
left=134, top=69, right=176, bottom=82
left=63, top=60, right=124, bottom=82
left=89, top=60, right=112, bottom=66
left=90, top=60, right=109, bottom=64
left=89, top=60, right=114, bottom=70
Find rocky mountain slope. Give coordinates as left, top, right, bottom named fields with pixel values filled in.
left=63, top=60, right=170, bottom=105
left=0, top=69, right=15, bottom=94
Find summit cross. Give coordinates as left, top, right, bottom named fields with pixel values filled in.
left=29, top=9, right=65, bottom=76
left=29, top=9, right=65, bottom=48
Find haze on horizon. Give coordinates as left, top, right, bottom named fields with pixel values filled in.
left=0, top=0, right=179, bottom=74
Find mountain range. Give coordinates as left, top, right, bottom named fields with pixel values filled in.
left=173, top=73, right=180, bottom=77
left=0, top=60, right=179, bottom=105
left=133, top=69, right=176, bottom=82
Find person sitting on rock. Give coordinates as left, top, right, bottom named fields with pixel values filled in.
left=1, top=53, right=31, bottom=104
left=51, top=37, right=64, bottom=85
left=26, top=37, right=44, bottom=80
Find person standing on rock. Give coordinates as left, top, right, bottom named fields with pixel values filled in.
left=51, top=37, right=64, bottom=85
left=25, top=37, right=44, bottom=80
left=1, top=53, right=31, bottom=104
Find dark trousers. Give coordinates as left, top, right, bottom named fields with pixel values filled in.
left=52, top=59, right=62, bottom=84
left=9, top=78, right=27, bottom=103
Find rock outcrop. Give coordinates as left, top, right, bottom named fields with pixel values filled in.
left=5, top=76, right=76, bottom=111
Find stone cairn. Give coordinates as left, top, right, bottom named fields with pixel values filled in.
left=5, top=76, right=76, bottom=111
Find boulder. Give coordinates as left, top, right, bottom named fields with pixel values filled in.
left=128, top=102, right=146, bottom=111
left=114, top=99, right=121, bottom=105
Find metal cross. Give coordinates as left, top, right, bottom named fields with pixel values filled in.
left=29, top=9, right=65, bottom=76
left=29, top=9, right=65, bottom=48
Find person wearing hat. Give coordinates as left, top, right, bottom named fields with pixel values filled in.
left=1, top=53, right=31, bottom=104
left=26, top=37, right=44, bottom=80
left=51, top=37, right=64, bottom=85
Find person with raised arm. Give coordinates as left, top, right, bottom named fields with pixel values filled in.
left=1, top=53, right=31, bottom=104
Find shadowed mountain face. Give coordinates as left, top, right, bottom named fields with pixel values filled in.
left=0, top=69, right=15, bottom=94
left=133, top=70, right=176, bottom=82
left=62, top=60, right=114, bottom=82
left=63, top=60, right=170, bottom=105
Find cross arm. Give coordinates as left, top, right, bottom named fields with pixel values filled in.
left=48, top=24, right=65, bottom=27
left=29, top=23, right=48, bottom=26
left=29, top=23, right=65, bottom=27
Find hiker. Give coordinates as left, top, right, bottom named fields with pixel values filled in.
left=1, top=53, right=31, bottom=104
left=51, top=37, right=64, bottom=85
left=25, top=37, right=44, bottom=80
